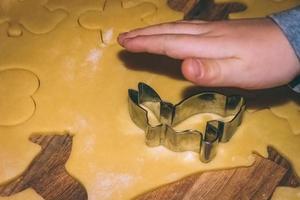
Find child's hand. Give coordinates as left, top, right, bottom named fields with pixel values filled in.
left=118, top=19, right=300, bottom=89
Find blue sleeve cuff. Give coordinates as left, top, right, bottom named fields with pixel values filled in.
left=288, top=75, right=300, bottom=93
left=269, top=6, right=300, bottom=93
left=269, top=6, right=300, bottom=59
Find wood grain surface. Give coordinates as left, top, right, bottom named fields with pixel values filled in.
left=167, top=0, right=198, bottom=14
left=135, top=147, right=300, bottom=200
left=0, top=134, right=88, bottom=200
left=168, top=0, right=246, bottom=20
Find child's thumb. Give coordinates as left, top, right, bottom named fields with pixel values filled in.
left=181, top=58, right=235, bottom=87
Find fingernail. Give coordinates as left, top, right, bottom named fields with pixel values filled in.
left=118, top=32, right=128, bottom=44
left=118, top=38, right=131, bottom=48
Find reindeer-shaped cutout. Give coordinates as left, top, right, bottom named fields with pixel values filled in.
left=0, top=133, right=88, bottom=200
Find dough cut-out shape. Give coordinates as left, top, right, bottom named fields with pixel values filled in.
left=0, top=133, right=88, bottom=200
left=0, top=68, right=39, bottom=126
left=122, top=0, right=183, bottom=24
left=78, top=0, right=157, bottom=45
left=46, top=0, right=105, bottom=16
left=214, top=0, right=300, bottom=18
left=0, top=0, right=67, bottom=37
left=270, top=101, right=300, bottom=135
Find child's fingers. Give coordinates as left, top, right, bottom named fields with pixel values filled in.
left=120, top=34, right=234, bottom=59
left=175, top=20, right=209, bottom=24
left=118, top=22, right=211, bottom=42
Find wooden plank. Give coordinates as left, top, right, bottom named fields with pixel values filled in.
left=0, top=134, right=88, bottom=200
left=267, top=146, right=300, bottom=187
left=1, top=134, right=298, bottom=200
left=134, top=150, right=293, bottom=200
left=167, top=0, right=199, bottom=14
left=168, top=0, right=246, bottom=20
left=187, top=1, right=246, bottom=20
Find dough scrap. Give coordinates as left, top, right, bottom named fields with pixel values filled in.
left=0, top=189, right=43, bottom=200
left=122, top=0, right=183, bottom=24
left=46, top=0, right=105, bottom=16
left=270, top=101, right=300, bottom=135
left=214, top=0, right=300, bottom=18
left=78, top=0, right=157, bottom=45
left=272, top=187, right=300, bottom=200
left=0, top=0, right=67, bottom=37
left=0, top=68, right=39, bottom=126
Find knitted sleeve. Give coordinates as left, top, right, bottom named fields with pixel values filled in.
left=270, top=6, right=300, bottom=93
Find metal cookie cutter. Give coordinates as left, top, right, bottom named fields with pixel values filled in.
left=128, top=83, right=246, bottom=163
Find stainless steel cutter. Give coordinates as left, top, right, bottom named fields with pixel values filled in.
left=128, top=82, right=246, bottom=163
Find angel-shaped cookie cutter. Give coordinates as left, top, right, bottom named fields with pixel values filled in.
left=128, top=83, right=246, bottom=163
